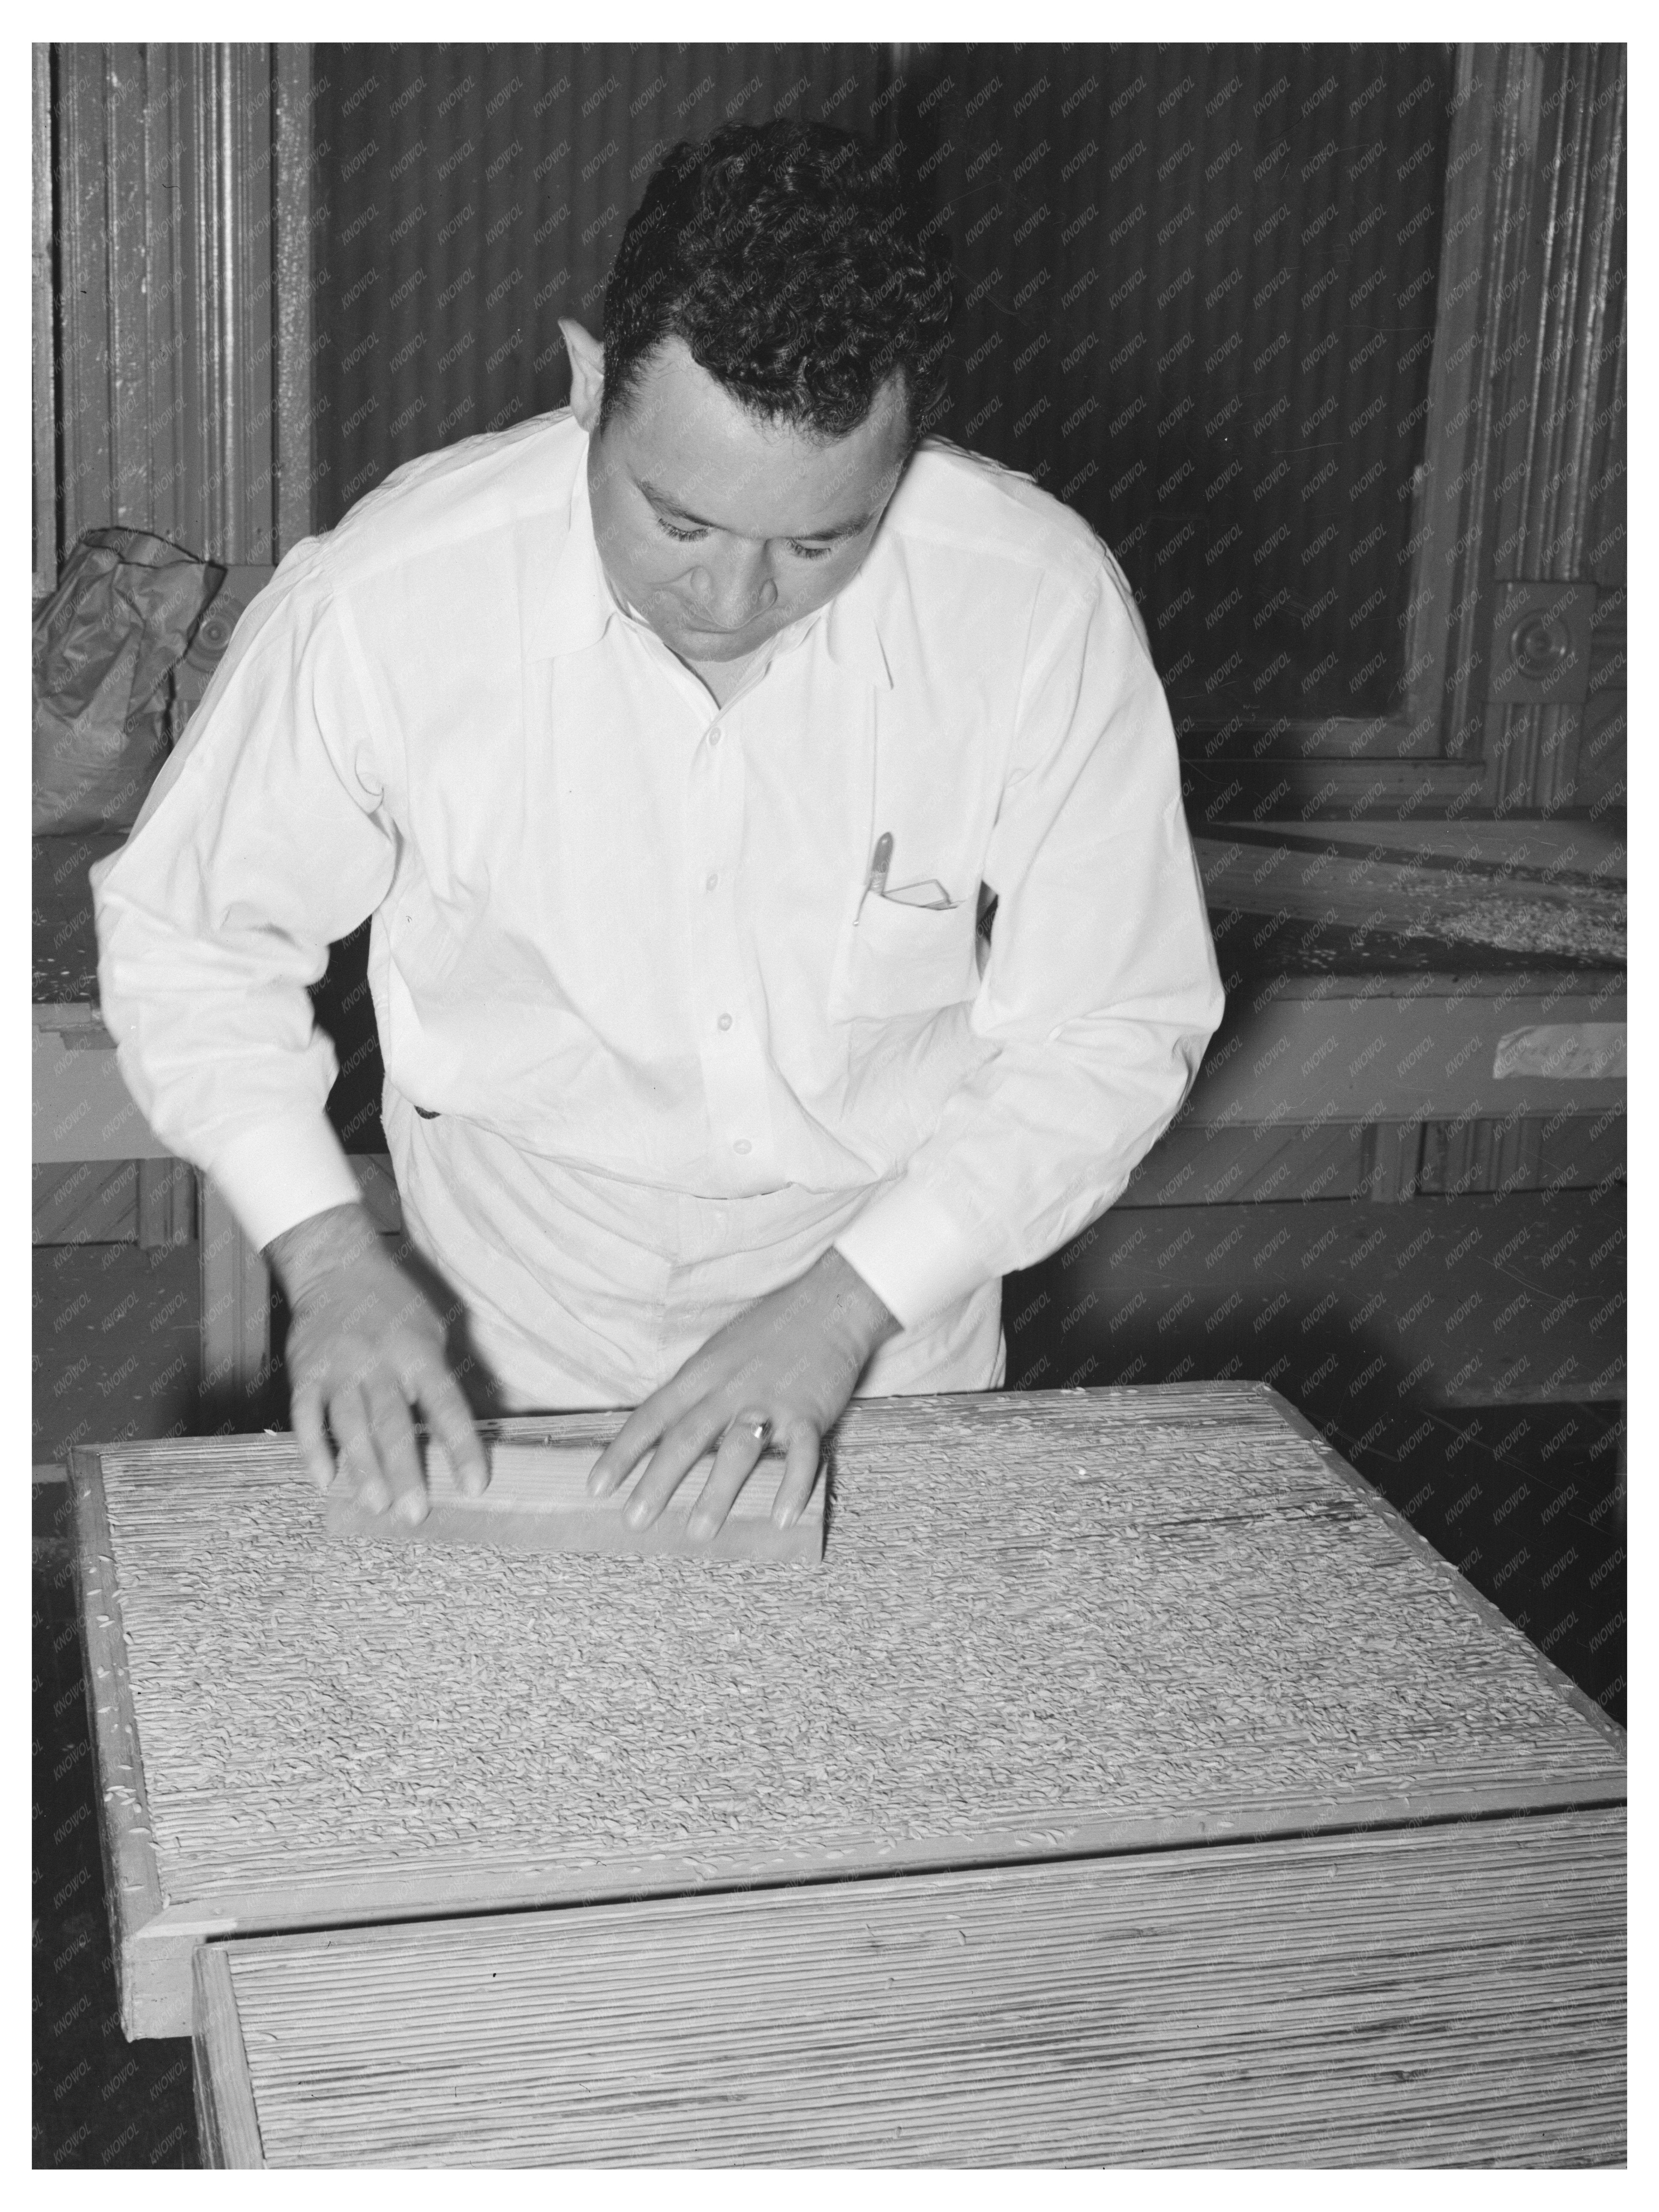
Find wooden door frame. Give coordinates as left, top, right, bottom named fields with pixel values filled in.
left=1187, top=42, right=1626, bottom=820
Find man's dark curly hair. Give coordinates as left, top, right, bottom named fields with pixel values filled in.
left=600, top=120, right=954, bottom=448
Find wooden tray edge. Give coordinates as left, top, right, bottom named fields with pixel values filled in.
left=192, top=1944, right=266, bottom=2169
left=69, top=1445, right=166, bottom=2040
left=1259, top=1385, right=1629, bottom=1764
left=134, top=1776, right=1630, bottom=1941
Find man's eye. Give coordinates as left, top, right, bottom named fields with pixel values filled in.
left=657, top=519, right=707, bottom=542
left=788, top=541, right=834, bottom=561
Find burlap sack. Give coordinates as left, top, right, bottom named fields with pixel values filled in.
left=33, top=528, right=225, bottom=834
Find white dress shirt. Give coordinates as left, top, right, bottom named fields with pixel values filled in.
left=94, top=412, right=1223, bottom=1405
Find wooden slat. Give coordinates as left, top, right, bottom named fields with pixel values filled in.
left=32, top=42, right=58, bottom=597
left=75, top=1388, right=1625, bottom=2037
left=199, top=1807, right=1626, bottom=2168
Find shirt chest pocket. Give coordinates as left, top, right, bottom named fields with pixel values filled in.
left=827, top=892, right=982, bottom=1022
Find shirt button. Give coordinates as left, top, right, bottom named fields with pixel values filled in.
left=733, top=1138, right=751, bottom=1154
left=708, top=730, right=723, bottom=748
left=705, top=872, right=719, bottom=891
left=717, top=1013, right=733, bottom=1031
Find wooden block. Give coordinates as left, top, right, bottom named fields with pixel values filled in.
left=195, top=1807, right=1626, bottom=2166
left=71, top=1387, right=1626, bottom=2040
left=324, top=1439, right=826, bottom=1564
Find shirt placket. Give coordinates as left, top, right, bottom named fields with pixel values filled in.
left=682, top=692, right=778, bottom=1192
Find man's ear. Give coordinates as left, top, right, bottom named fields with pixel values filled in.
left=560, top=319, right=605, bottom=432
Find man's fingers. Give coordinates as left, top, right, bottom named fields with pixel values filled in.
left=366, top=1376, right=426, bottom=1525
left=330, top=1386, right=388, bottom=1514
left=290, top=1384, right=336, bottom=1493
left=625, top=1409, right=728, bottom=1530
left=590, top=1398, right=672, bottom=1498
left=407, top=1351, right=487, bottom=1497
left=685, top=1413, right=770, bottom=1541
left=772, top=1425, right=823, bottom=1530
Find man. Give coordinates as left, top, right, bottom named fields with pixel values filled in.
left=94, top=121, right=1223, bottom=1540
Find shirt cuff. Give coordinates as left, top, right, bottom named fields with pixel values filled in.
left=206, top=1112, right=367, bottom=1253
left=832, top=1177, right=992, bottom=1333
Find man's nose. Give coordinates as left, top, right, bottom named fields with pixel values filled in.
left=692, top=545, right=777, bottom=626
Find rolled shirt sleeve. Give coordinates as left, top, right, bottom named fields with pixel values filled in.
left=92, top=549, right=398, bottom=1252
left=834, top=558, right=1224, bottom=1330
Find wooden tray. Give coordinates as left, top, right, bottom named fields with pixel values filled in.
left=72, top=1385, right=1625, bottom=2037
left=193, top=1806, right=1627, bottom=2166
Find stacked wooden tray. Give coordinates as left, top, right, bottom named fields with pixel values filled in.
left=73, top=1385, right=1626, bottom=2163
left=193, top=1811, right=1625, bottom=2166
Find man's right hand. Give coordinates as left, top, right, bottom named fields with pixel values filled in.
left=264, top=1203, right=487, bottom=1523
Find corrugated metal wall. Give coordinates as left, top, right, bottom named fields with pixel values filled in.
left=313, top=44, right=898, bottom=525
left=312, top=42, right=1450, bottom=723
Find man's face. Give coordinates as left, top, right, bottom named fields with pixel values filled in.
left=585, top=338, right=912, bottom=664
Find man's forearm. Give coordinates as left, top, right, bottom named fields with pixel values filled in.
left=810, top=1243, right=902, bottom=1361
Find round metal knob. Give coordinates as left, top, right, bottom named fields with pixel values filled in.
left=1509, top=611, right=1571, bottom=680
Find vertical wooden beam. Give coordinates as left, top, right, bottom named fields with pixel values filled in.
left=1481, top=44, right=1626, bottom=812
left=1362, top=1122, right=1426, bottom=1204
left=32, top=43, right=59, bottom=597
left=180, top=44, right=276, bottom=562
left=1400, top=44, right=1625, bottom=810
left=143, top=50, right=187, bottom=547
left=56, top=43, right=115, bottom=553
left=1399, top=47, right=1505, bottom=761
left=137, top=1158, right=198, bottom=1251
left=104, top=44, right=154, bottom=527
left=274, top=44, right=315, bottom=560
left=47, top=43, right=280, bottom=564
left=1415, top=46, right=1540, bottom=771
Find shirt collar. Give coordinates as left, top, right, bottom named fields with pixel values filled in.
left=527, top=434, right=624, bottom=661
left=823, top=560, right=895, bottom=691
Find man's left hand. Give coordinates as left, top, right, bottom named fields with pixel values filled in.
left=588, top=1246, right=899, bottom=1537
